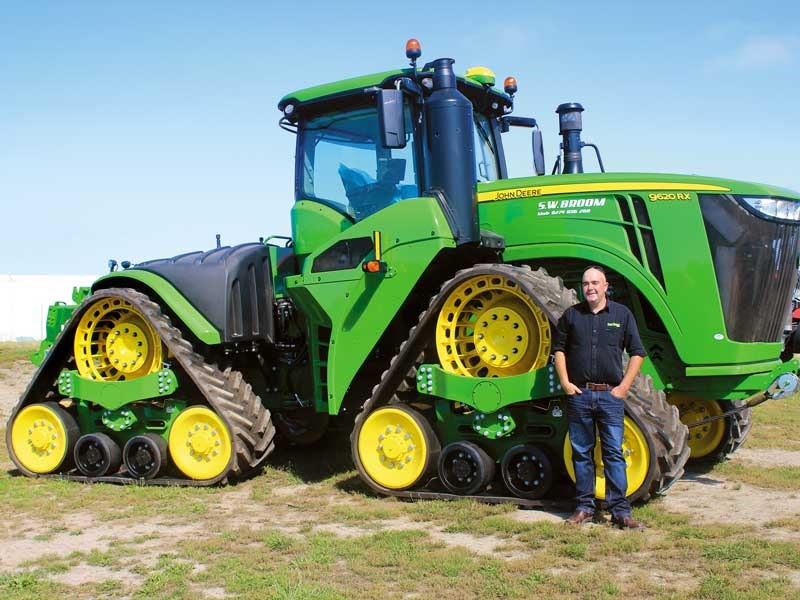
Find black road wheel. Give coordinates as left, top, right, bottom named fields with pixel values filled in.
left=123, top=433, right=168, bottom=479
left=438, top=441, right=495, bottom=495
left=501, top=444, right=553, bottom=499
left=74, top=433, right=122, bottom=477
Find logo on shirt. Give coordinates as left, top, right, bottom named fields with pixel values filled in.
left=607, top=322, right=621, bottom=328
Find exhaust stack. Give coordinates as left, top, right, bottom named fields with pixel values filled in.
left=426, top=58, right=478, bottom=244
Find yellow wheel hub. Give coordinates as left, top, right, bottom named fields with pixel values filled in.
left=436, top=273, right=550, bottom=377
left=562, top=416, right=650, bottom=499
left=670, top=394, right=725, bottom=458
left=74, top=297, right=162, bottom=381
left=169, top=407, right=232, bottom=480
left=10, top=404, right=73, bottom=474
left=357, top=406, right=431, bottom=490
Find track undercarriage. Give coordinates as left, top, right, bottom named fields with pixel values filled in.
left=350, top=264, right=690, bottom=506
left=6, top=288, right=275, bottom=485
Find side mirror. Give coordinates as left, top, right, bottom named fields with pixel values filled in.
left=532, top=128, right=545, bottom=176
left=377, top=89, right=406, bottom=149
left=500, top=115, right=546, bottom=176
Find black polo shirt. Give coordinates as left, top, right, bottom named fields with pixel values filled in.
left=552, top=299, right=646, bottom=387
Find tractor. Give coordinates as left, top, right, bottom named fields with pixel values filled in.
left=8, top=40, right=800, bottom=507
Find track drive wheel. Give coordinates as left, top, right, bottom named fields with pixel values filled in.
left=169, top=406, right=233, bottom=480
left=74, top=296, right=163, bottom=381
left=435, top=269, right=552, bottom=377
left=563, top=374, right=689, bottom=503
left=353, top=405, right=440, bottom=491
left=7, top=402, right=79, bottom=475
left=438, top=441, right=495, bottom=495
left=670, top=395, right=753, bottom=463
left=74, top=433, right=122, bottom=477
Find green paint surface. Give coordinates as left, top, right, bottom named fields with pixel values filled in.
left=58, top=368, right=178, bottom=410
left=93, top=270, right=221, bottom=345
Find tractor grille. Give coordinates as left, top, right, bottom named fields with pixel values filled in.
left=700, top=194, right=800, bottom=342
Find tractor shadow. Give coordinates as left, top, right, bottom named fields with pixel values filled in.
left=267, top=429, right=374, bottom=495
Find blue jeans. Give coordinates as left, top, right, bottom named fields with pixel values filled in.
left=567, top=389, right=631, bottom=518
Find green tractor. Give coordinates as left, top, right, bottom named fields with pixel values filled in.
left=8, top=40, right=799, bottom=506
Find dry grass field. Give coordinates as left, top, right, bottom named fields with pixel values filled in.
left=1, top=342, right=799, bottom=599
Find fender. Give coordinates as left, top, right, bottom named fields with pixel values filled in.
left=93, top=270, right=222, bottom=345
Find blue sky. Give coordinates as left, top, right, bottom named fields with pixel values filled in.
left=1, top=1, right=798, bottom=274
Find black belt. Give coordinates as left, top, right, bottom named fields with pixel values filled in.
left=585, top=382, right=613, bottom=391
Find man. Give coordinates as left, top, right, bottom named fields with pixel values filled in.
left=553, top=265, right=647, bottom=530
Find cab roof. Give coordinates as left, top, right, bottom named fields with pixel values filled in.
left=278, top=67, right=512, bottom=114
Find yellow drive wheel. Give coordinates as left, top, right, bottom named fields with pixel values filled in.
left=9, top=403, right=79, bottom=474
left=669, top=394, right=726, bottom=459
left=169, top=407, right=233, bottom=480
left=436, top=273, right=551, bottom=377
left=562, top=415, right=650, bottom=499
left=356, top=405, right=438, bottom=490
left=74, top=296, right=163, bottom=381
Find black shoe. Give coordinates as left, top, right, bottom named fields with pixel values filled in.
left=611, top=515, right=646, bottom=530
left=566, top=510, right=594, bottom=525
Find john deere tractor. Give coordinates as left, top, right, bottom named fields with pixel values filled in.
left=8, top=40, right=799, bottom=506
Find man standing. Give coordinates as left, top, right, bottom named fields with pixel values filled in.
left=553, top=266, right=647, bottom=530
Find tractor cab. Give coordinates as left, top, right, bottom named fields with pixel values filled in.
left=278, top=44, right=520, bottom=261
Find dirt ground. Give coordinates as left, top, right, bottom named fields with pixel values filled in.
left=2, top=358, right=800, bottom=593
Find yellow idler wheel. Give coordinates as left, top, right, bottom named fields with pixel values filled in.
left=169, top=407, right=233, bottom=480
left=562, top=416, right=650, bottom=499
left=9, top=403, right=79, bottom=474
left=74, top=296, right=163, bottom=381
left=357, top=405, right=437, bottom=490
left=436, top=273, right=550, bottom=377
left=669, top=394, right=726, bottom=459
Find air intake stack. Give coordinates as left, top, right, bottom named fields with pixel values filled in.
left=556, top=102, right=585, bottom=174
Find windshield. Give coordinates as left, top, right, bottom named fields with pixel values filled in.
left=473, top=113, right=499, bottom=182
left=298, top=104, right=419, bottom=221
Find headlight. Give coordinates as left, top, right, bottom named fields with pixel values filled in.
left=740, top=196, right=800, bottom=222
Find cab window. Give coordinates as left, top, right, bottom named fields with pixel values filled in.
left=298, top=105, right=419, bottom=221
left=474, top=113, right=499, bottom=182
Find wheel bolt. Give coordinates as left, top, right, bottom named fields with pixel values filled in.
left=503, top=315, right=509, bottom=320
left=513, top=323, right=519, bottom=329
left=492, top=314, right=498, bottom=320
left=490, top=354, right=496, bottom=360
left=481, top=346, right=487, bottom=352
left=482, top=321, right=488, bottom=327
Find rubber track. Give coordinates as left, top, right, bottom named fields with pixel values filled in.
left=350, top=264, right=579, bottom=503
left=6, top=288, right=275, bottom=485
left=624, top=370, right=690, bottom=501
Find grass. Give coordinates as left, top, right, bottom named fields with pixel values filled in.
left=744, top=395, right=800, bottom=451
left=1, top=348, right=799, bottom=598
left=0, top=341, right=37, bottom=365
